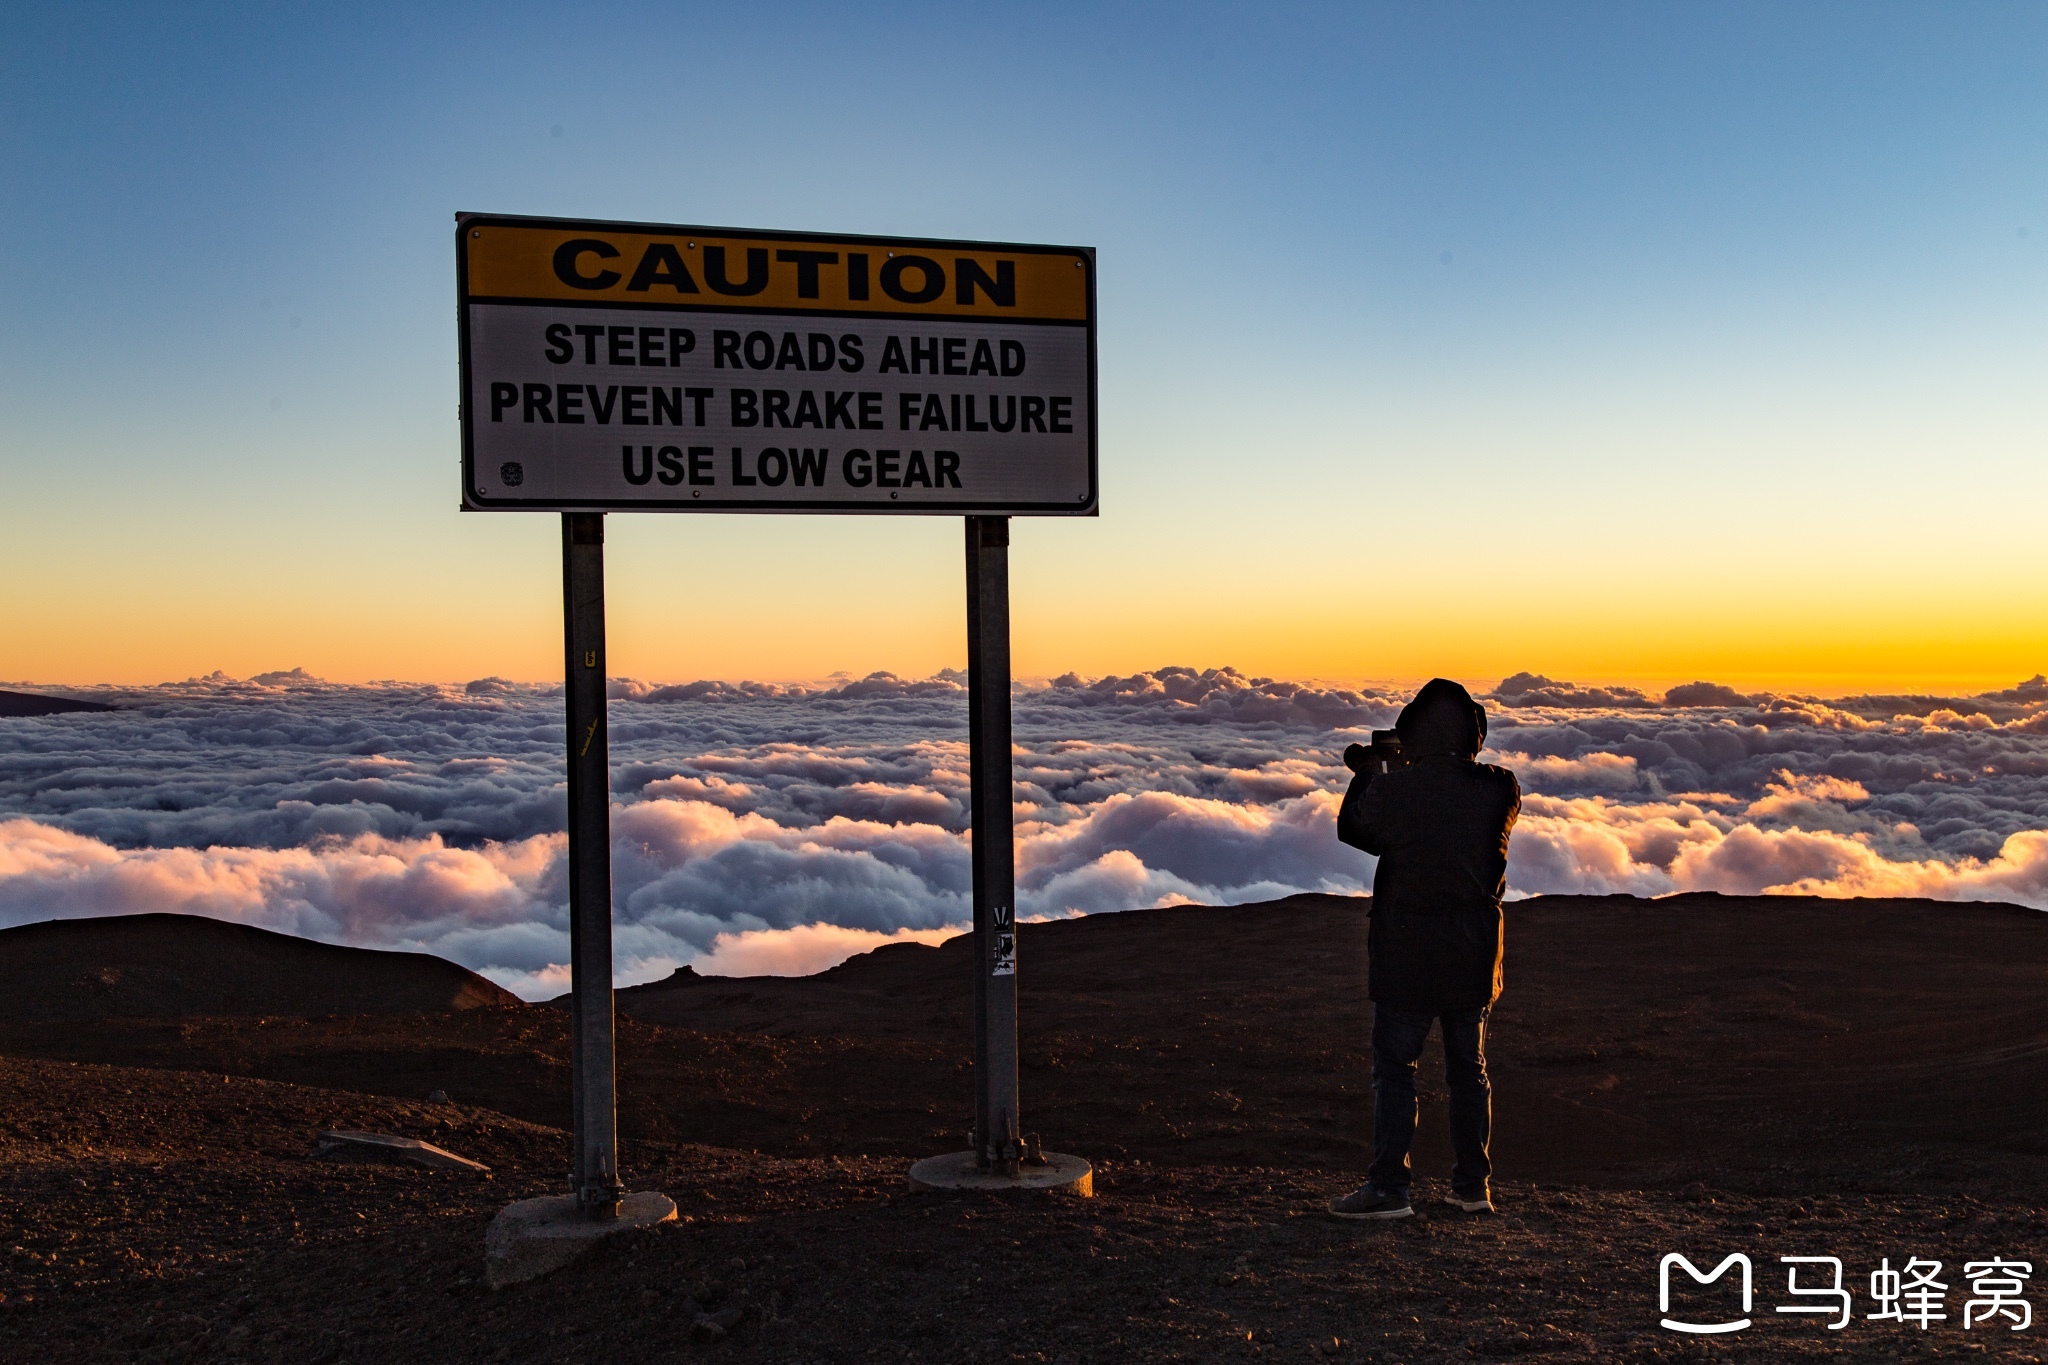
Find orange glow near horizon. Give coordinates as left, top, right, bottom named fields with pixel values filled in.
left=6, top=555, right=2041, bottom=702
left=3, top=468, right=2042, bottom=699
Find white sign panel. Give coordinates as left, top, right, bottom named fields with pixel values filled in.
left=457, top=215, right=1097, bottom=515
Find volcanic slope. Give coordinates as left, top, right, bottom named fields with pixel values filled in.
left=596, top=890, right=2048, bottom=1179
left=3, top=895, right=2048, bottom=1364
left=0, top=689, right=113, bottom=716
left=0, top=912, right=521, bottom=1021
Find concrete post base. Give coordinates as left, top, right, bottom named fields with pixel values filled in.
left=907, top=1150, right=1093, bottom=1196
left=484, top=1191, right=677, bottom=1288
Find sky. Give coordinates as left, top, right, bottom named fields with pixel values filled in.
left=3, top=2, right=2044, bottom=694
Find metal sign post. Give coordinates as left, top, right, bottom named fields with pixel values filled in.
left=965, top=515, right=1019, bottom=1173
left=561, top=512, right=624, bottom=1218
left=457, top=215, right=1099, bottom=1220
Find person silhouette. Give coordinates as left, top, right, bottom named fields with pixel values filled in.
left=1329, top=678, right=1520, bottom=1219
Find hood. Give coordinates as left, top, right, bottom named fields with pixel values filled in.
left=1395, top=678, right=1487, bottom=760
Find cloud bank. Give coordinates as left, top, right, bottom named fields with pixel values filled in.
left=2, top=667, right=2044, bottom=996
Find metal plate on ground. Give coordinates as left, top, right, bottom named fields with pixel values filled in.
left=484, top=1191, right=679, bottom=1288
left=907, top=1150, right=1093, bottom=1196
left=314, top=1129, right=490, bottom=1174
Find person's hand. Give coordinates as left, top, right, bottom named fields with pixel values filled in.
left=1343, top=743, right=1371, bottom=774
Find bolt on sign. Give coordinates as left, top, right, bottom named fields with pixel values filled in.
left=456, top=214, right=1097, bottom=514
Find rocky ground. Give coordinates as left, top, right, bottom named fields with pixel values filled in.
left=2, top=894, right=2046, bottom=1362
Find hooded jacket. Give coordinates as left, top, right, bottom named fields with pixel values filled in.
left=1337, top=678, right=1521, bottom=1013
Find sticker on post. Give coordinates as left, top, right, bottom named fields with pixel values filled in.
left=991, top=903, right=1016, bottom=976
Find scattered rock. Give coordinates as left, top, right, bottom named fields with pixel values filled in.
left=1468, top=1331, right=1541, bottom=1356
left=689, top=1305, right=744, bottom=1342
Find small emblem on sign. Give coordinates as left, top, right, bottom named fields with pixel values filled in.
left=499, top=461, right=524, bottom=487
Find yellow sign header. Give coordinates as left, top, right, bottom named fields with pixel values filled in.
left=462, top=218, right=1090, bottom=322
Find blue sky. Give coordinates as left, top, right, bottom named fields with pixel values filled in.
left=3, top=2, right=2043, bottom=689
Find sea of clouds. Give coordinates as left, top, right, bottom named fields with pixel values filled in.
left=2, top=665, right=2045, bottom=997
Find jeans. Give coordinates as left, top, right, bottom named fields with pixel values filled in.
left=1368, top=1002, right=1492, bottom=1199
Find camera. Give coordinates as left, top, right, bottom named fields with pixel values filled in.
left=1343, top=729, right=1407, bottom=777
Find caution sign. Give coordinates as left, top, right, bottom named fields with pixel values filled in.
left=456, top=214, right=1096, bottom=514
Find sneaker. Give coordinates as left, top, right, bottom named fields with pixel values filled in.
left=1327, top=1184, right=1414, bottom=1220
left=1442, top=1191, right=1495, bottom=1214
